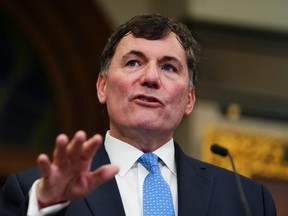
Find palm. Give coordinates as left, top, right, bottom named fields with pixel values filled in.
left=36, top=131, right=119, bottom=207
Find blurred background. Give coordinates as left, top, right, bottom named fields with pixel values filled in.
left=0, top=0, right=288, bottom=214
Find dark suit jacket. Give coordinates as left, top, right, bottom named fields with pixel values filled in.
left=0, top=143, right=276, bottom=216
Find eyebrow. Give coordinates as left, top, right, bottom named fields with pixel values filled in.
left=121, top=50, right=146, bottom=62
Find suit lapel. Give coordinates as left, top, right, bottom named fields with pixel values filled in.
left=84, top=144, right=126, bottom=216
left=81, top=142, right=214, bottom=216
left=175, top=143, right=214, bottom=216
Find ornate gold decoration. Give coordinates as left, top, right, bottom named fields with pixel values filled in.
left=202, top=126, right=288, bottom=180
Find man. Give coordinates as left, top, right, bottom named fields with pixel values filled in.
left=0, top=14, right=276, bottom=216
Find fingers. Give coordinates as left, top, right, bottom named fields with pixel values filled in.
left=81, top=134, right=103, bottom=160
left=37, top=154, right=52, bottom=179
left=51, top=131, right=103, bottom=169
left=66, top=131, right=87, bottom=160
left=36, top=131, right=107, bottom=205
left=66, top=131, right=103, bottom=162
left=52, top=134, right=69, bottom=168
left=89, top=164, right=119, bottom=188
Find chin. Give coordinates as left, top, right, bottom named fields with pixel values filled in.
left=134, top=120, right=170, bottom=132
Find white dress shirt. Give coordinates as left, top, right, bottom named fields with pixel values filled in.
left=105, top=131, right=178, bottom=216
left=27, top=131, right=178, bottom=216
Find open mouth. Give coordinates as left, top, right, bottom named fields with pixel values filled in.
left=133, top=94, right=163, bottom=106
left=138, top=96, right=159, bottom=103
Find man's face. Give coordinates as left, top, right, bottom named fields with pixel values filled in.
left=97, top=32, right=195, bottom=141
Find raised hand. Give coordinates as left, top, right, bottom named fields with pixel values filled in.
left=36, top=130, right=119, bottom=208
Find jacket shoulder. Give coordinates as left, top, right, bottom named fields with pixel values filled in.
left=3, top=167, right=40, bottom=196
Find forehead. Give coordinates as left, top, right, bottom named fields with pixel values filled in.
left=113, top=32, right=187, bottom=62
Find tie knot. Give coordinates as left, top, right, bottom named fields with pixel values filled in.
left=138, top=153, right=159, bottom=171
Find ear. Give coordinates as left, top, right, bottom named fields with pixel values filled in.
left=96, top=73, right=107, bottom=104
left=184, top=88, right=196, bottom=116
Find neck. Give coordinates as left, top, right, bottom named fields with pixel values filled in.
left=109, top=127, right=173, bottom=152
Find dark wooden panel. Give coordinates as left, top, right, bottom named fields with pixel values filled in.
left=0, top=0, right=111, bottom=183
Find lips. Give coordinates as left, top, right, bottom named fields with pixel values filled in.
left=132, top=94, right=163, bottom=106
left=138, top=96, right=159, bottom=103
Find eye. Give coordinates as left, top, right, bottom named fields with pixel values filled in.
left=161, top=64, right=177, bottom=72
left=127, top=60, right=141, bottom=67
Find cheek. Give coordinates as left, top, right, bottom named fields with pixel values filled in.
left=171, top=87, right=190, bottom=108
left=105, top=78, right=129, bottom=106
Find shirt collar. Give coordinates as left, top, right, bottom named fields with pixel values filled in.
left=104, top=131, right=176, bottom=177
left=154, top=140, right=176, bottom=175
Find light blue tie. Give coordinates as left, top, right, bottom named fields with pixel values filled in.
left=138, top=153, right=175, bottom=216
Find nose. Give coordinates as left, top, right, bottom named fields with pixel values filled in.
left=140, top=61, right=160, bottom=89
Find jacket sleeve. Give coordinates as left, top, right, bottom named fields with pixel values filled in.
left=1, top=168, right=71, bottom=216
left=0, top=173, right=30, bottom=216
